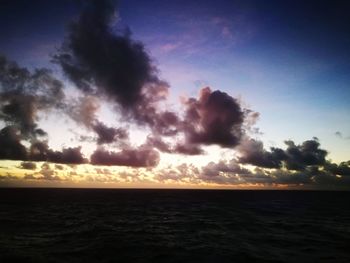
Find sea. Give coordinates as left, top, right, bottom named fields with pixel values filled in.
left=0, top=188, right=349, bottom=262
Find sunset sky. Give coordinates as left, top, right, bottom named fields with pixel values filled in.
left=0, top=0, right=349, bottom=189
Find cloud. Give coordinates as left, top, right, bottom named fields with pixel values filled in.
left=29, top=141, right=87, bottom=164
left=55, top=164, right=64, bottom=170
left=197, top=158, right=350, bottom=187
left=173, top=143, right=204, bottom=155
left=238, top=138, right=286, bottom=168
left=92, top=121, right=128, bottom=144
left=202, top=160, right=251, bottom=177
left=53, top=1, right=251, bottom=156
left=144, top=87, right=256, bottom=155
left=182, top=87, right=244, bottom=147
left=173, top=137, right=349, bottom=187
left=0, top=126, right=27, bottom=161
left=335, top=131, right=342, bottom=138
left=196, top=160, right=254, bottom=185
left=145, top=136, right=204, bottom=155
left=95, top=168, right=112, bottom=175
left=53, top=0, right=163, bottom=109
left=19, top=162, right=37, bottom=170
left=0, top=126, right=88, bottom=165
left=0, top=56, right=77, bottom=167
left=0, top=55, right=65, bottom=138
left=68, top=96, right=100, bottom=128
left=54, top=0, right=180, bottom=139
left=0, top=173, right=19, bottom=180
left=145, top=136, right=172, bottom=153
left=155, top=163, right=199, bottom=183
left=1, top=1, right=349, bottom=189
left=283, top=138, right=327, bottom=170
left=335, top=131, right=350, bottom=140
left=90, top=146, right=160, bottom=167
left=67, top=96, right=129, bottom=144
left=324, top=161, right=350, bottom=176
left=238, top=137, right=327, bottom=171
left=24, top=163, right=62, bottom=181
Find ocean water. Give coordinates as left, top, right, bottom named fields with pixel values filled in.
left=0, top=189, right=349, bottom=262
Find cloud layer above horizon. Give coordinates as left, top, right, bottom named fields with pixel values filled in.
left=0, top=0, right=349, bottom=189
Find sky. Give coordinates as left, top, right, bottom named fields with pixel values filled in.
left=0, top=0, right=350, bottom=189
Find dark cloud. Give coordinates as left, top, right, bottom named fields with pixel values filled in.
left=238, top=138, right=286, bottom=168
left=144, top=86, right=251, bottom=154
left=0, top=126, right=27, bottom=161
left=145, top=136, right=204, bottom=155
left=197, top=160, right=254, bottom=185
left=145, top=136, right=172, bottom=153
left=55, top=164, right=64, bottom=170
left=49, top=147, right=87, bottom=165
left=0, top=126, right=87, bottom=165
left=182, top=87, right=244, bottom=148
left=29, top=141, right=87, bottom=164
left=283, top=138, right=327, bottom=170
left=90, top=146, right=160, bottom=167
left=173, top=143, right=204, bottom=155
left=92, top=121, right=128, bottom=144
left=53, top=0, right=180, bottom=137
left=202, top=160, right=251, bottom=177
left=19, top=162, right=37, bottom=170
left=142, top=86, right=247, bottom=156
left=324, top=161, right=350, bottom=176
left=132, top=84, right=180, bottom=135
left=35, top=128, right=47, bottom=137
left=67, top=96, right=129, bottom=144
left=0, top=55, right=65, bottom=138
left=0, top=93, right=37, bottom=135
left=1, top=0, right=348, bottom=190
left=53, top=0, right=162, bottom=108
left=0, top=56, right=66, bottom=168
left=238, top=137, right=327, bottom=171
left=194, top=158, right=350, bottom=187
left=264, top=166, right=350, bottom=187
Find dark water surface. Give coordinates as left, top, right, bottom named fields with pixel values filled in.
left=0, top=188, right=349, bottom=262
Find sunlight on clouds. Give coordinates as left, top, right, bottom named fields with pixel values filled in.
left=1, top=0, right=350, bottom=190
